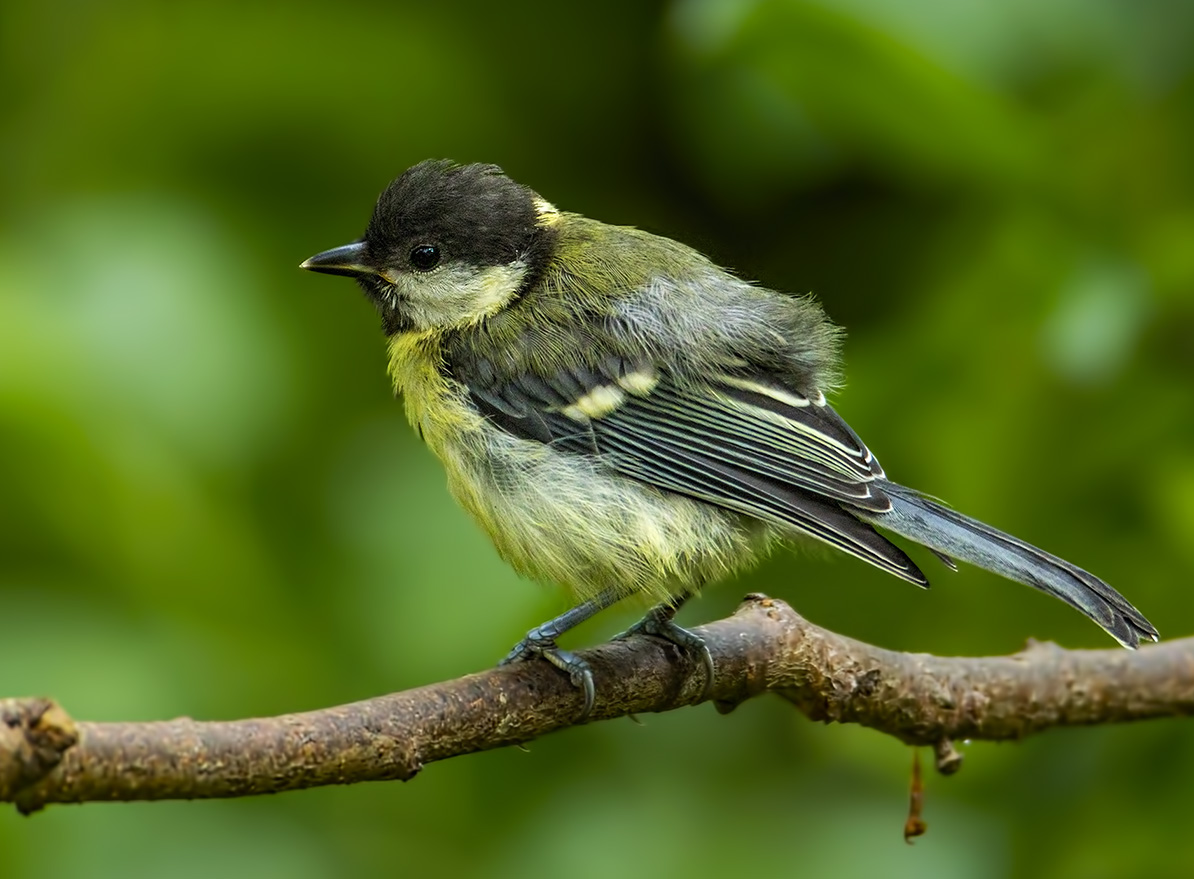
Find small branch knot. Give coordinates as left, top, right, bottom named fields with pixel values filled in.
left=0, top=699, right=79, bottom=805
left=934, top=738, right=964, bottom=775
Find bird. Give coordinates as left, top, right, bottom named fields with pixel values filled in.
left=302, top=159, right=1157, bottom=717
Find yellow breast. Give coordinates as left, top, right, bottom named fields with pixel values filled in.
left=383, top=330, right=767, bottom=605
left=386, top=331, right=484, bottom=444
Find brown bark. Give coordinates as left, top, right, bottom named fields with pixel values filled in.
left=2, top=595, right=1191, bottom=814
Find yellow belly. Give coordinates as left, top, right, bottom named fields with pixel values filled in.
left=385, top=333, right=768, bottom=603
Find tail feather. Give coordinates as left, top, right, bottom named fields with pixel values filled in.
left=860, top=482, right=1158, bottom=648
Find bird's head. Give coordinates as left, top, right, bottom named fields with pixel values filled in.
left=302, top=160, right=558, bottom=334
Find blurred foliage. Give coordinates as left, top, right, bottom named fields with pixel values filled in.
left=1, top=0, right=1193, bottom=875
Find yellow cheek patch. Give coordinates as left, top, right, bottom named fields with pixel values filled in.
left=562, top=384, right=627, bottom=421
left=466, top=264, right=528, bottom=322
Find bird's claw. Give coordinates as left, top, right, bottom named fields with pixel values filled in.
left=502, top=631, right=596, bottom=721
left=615, top=605, right=715, bottom=701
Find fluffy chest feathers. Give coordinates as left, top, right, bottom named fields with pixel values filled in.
left=384, top=329, right=767, bottom=604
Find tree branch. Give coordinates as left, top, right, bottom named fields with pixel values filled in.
left=2, top=594, right=1191, bottom=813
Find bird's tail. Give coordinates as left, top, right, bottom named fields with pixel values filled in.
left=860, top=482, right=1158, bottom=648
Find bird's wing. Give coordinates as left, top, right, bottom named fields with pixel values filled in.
left=462, top=358, right=928, bottom=586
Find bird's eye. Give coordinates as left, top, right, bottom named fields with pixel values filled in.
left=409, top=244, right=441, bottom=271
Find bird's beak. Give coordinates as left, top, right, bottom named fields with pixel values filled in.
left=300, top=242, right=373, bottom=278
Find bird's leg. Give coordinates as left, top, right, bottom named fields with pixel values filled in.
left=501, top=587, right=625, bottom=720
left=614, top=592, right=715, bottom=701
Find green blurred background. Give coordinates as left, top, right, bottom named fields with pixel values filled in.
left=2, top=0, right=1193, bottom=875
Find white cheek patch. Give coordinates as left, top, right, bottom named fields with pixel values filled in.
left=398, top=261, right=528, bottom=329
left=468, top=263, right=528, bottom=318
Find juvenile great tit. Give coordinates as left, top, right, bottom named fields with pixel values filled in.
left=302, top=160, right=1157, bottom=716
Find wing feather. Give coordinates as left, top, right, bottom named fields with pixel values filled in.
left=462, top=361, right=928, bottom=587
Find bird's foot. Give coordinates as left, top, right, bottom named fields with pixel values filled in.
left=501, top=630, right=596, bottom=721
left=614, top=603, right=715, bottom=701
